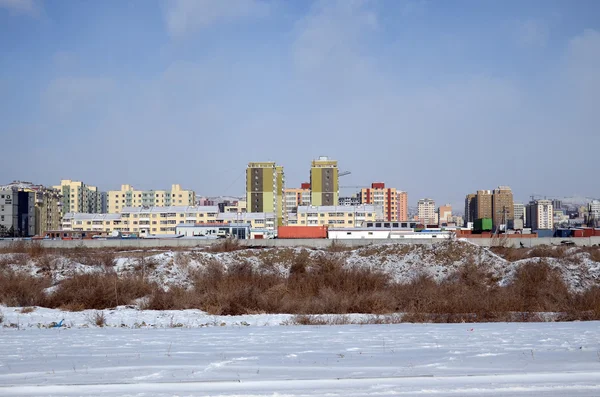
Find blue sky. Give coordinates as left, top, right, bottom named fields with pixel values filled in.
left=1, top=0, right=599, bottom=209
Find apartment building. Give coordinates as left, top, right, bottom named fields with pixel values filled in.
left=284, top=183, right=311, bottom=213
left=292, top=205, right=383, bottom=227
left=397, top=191, right=408, bottom=222
left=417, top=198, right=437, bottom=225
left=107, top=184, right=195, bottom=214
left=0, top=186, right=35, bottom=236
left=492, top=186, right=514, bottom=230
left=310, top=156, right=338, bottom=206
left=438, top=204, right=452, bottom=226
left=61, top=206, right=276, bottom=235
left=221, top=200, right=247, bottom=214
left=464, top=193, right=477, bottom=225
left=0, top=182, right=62, bottom=237
left=339, top=195, right=360, bottom=206
left=54, top=179, right=104, bottom=215
left=476, top=190, right=493, bottom=220
left=526, top=200, right=553, bottom=230
left=360, top=183, right=400, bottom=221
left=246, top=162, right=285, bottom=226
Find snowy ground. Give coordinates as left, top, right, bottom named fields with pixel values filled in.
left=1, top=318, right=599, bottom=396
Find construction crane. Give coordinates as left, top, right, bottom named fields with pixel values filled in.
left=339, top=170, right=351, bottom=177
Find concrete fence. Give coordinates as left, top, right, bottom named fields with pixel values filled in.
left=0, top=236, right=599, bottom=250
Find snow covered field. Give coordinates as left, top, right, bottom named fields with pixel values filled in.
left=1, top=318, right=600, bottom=396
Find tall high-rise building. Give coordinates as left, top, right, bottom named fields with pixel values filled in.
left=310, top=156, right=338, bottom=206
left=397, top=191, right=408, bottom=222
left=492, top=186, right=514, bottom=230
left=464, top=193, right=477, bottom=225
left=54, top=179, right=104, bottom=215
left=284, top=183, right=311, bottom=214
left=107, top=184, right=196, bottom=214
left=476, top=190, right=493, bottom=220
left=438, top=204, right=452, bottom=226
left=417, top=198, right=437, bottom=225
left=526, top=199, right=553, bottom=230
left=360, top=183, right=399, bottom=221
left=246, top=162, right=285, bottom=226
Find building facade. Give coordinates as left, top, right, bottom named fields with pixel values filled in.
left=492, top=186, right=514, bottom=230
left=476, top=190, right=493, bottom=220
left=360, top=183, right=399, bottom=221
left=0, top=187, right=35, bottom=237
left=54, top=179, right=104, bottom=215
left=246, top=162, right=285, bottom=226
left=0, top=182, right=62, bottom=237
left=284, top=183, right=311, bottom=213
left=338, top=195, right=361, bottom=206
left=107, top=184, right=195, bottom=214
left=397, top=191, right=408, bottom=222
left=61, top=206, right=275, bottom=235
left=526, top=200, right=553, bottom=230
left=417, top=198, right=437, bottom=225
left=310, top=156, right=338, bottom=206
left=464, top=193, right=477, bottom=226
left=291, top=205, right=383, bottom=227
left=438, top=204, right=452, bottom=226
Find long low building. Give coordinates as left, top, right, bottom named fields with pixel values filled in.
left=290, top=205, right=384, bottom=228
left=61, top=206, right=275, bottom=236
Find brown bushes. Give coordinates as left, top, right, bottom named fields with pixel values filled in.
left=1, top=247, right=600, bottom=322
left=0, top=270, right=51, bottom=307
left=205, top=239, right=244, bottom=253
left=45, top=273, right=153, bottom=310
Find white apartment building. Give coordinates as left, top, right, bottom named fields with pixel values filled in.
left=417, top=198, right=437, bottom=225
left=527, top=200, right=553, bottom=230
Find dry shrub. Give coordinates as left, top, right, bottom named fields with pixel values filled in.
left=0, top=270, right=50, bottom=306
left=20, top=306, right=35, bottom=314
left=326, top=240, right=353, bottom=253
left=508, top=261, right=570, bottom=312
left=206, top=239, right=244, bottom=253
left=490, top=247, right=530, bottom=262
left=46, top=273, right=154, bottom=310
left=143, top=286, right=195, bottom=310
left=87, top=311, right=107, bottom=327
left=528, top=246, right=567, bottom=259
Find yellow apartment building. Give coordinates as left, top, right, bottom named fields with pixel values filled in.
left=288, top=205, right=383, bottom=227
left=61, top=206, right=274, bottom=235
left=107, top=184, right=196, bottom=213
left=310, top=156, right=338, bottom=206
left=246, top=162, right=284, bottom=226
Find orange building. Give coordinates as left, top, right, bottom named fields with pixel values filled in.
left=360, top=183, right=407, bottom=221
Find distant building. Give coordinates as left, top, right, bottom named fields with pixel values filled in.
left=397, top=191, right=408, bottom=222
left=526, top=200, right=553, bottom=230
left=338, top=195, right=360, bottom=206
left=464, top=193, right=477, bottom=226
left=587, top=200, right=600, bottom=227
left=476, top=190, right=493, bottom=220
left=61, top=206, right=276, bottom=235
left=417, top=198, right=437, bottom=225
left=310, top=156, right=338, bottom=206
left=360, top=183, right=400, bottom=221
left=284, top=183, right=311, bottom=213
left=0, top=181, right=62, bottom=237
left=246, top=162, right=285, bottom=226
left=293, top=205, right=383, bottom=227
left=107, top=184, right=195, bottom=214
left=54, top=179, right=104, bottom=215
left=438, top=204, right=452, bottom=226
left=492, top=186, right=514, bottom=231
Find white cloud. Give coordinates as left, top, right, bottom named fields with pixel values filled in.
left=0, top=0, right=40, bottom=16
left=516, top=18, right=550, bottom=48
left=165, top=0, right=269, bottom=37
